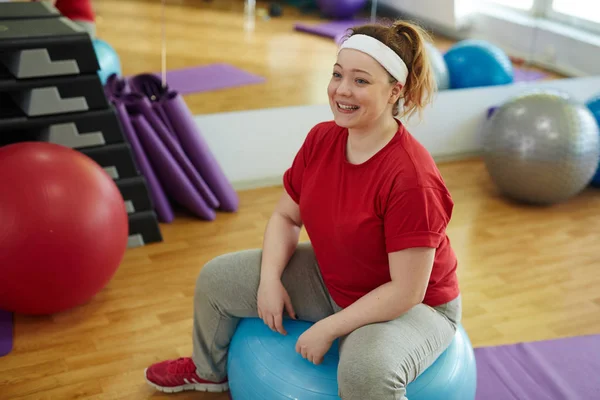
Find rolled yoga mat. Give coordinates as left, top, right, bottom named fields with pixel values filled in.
left=0, top=309, right=13, bottom=357
left=104, top=73, right=129, bottom=101
left=126, top=93, right=220, bottom=210
left=129, top=73, right=239, bottom=212
left=114, top=101, right=175, bottom=223
left=161, top=91, right=239, bottom=212
left=128, top=110, right=217, bottom=221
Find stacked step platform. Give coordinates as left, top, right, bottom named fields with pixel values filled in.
left=0, top=2, right=163, bottom=248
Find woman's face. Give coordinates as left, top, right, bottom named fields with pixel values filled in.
left=327, top=48, right=401, bottom=130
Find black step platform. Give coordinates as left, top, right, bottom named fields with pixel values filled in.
left=0, top=103, right=125, bottom=149
left=116, top=176, right=154, bottom=215
left=0, top=2, right=60, bottom=20
left=79, top=143, right=140, bottom=181
left=128, top=211, right=164, bottom=248
left=0, top=2, right=164, bottom=249
left=0, top=16, right=99, bottom=79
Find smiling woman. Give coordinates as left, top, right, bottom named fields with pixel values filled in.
left=144, top=18, right=463, bottom=400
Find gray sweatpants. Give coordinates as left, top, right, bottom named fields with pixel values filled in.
left=192, top=242, right=462, bottom=400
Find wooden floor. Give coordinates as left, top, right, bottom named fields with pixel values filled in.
left=2, top=160, right=600, bottom=400
left=1, top=1, right=595, bottom=399
left=91, top=0, right=563, bottom=116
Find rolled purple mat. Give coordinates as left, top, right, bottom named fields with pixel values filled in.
left=130, top=113, right=216, bottom=221
left=152, top=101, right=178, bottom=142
left=162, top=91, right=239, bottom=212
left=114, top=101, right=175, bottom=223
left=126, top=93, right=220, bottom=210
left=128, top=74, right=178, bottom=141
left=104, top=73, right=129, bottom=102
left=129, top=73, right=165, bottom=101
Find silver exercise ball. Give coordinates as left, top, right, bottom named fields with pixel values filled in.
left=482, top=89, right=600, bottom=205
left=425, top=41, right=450, bottom=91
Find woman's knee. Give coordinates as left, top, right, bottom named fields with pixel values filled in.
left=338, top=353, right=405, bottom=400
left=195, top=250, right=262, bottom=299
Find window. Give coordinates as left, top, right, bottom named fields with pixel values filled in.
left=551, top=0, right=600, bottom=24
left=484, top=0, right=600, bottom=33
left=484, top=0, right=534, bottom=10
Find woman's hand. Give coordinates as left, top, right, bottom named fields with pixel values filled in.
left=295, top=320, right=336, bottom=365
left=257, top=276, right=296, bottom=335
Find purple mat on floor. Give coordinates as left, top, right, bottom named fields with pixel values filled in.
left=474, top=334, right=600, bottom=400
left=294, top=19, right=369, bottom=39
left=148, top=64, right=265, bottom=95
left=513, top=66, right=548, bottom=82
left=0, top=309, right=13, bottom=357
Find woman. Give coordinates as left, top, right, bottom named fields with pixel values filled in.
left=145, top=19, right=461, bottom=400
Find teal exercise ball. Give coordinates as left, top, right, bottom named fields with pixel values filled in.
left=444, top=39, right=514, bottom=89
left=93, top=38, right=121, bottom=85
left=227, top=318, right=477, bottom=399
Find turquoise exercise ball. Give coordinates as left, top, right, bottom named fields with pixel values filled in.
left=227, top=318, right=477, bottom=399
left=586, top=94, right=600, bottom=187
left=444, top=39, right=514, bottom=89
left=93, top=38, right=121, bottom=85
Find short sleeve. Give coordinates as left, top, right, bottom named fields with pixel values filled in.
left=283, top=125, right=319, bottom=204
left=383, top=186, right=454, bottom=253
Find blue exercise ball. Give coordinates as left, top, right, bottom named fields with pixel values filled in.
left=93, top=38, right=121, bottom=85
left=586, top=94, right=600, bottom=187
left=443, top=39, right=514, bottom=89
left=227, top=318, right=477, bottom=399
left=316, top=0, right=368, bottom=20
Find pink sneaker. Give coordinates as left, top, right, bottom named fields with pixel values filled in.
left=145, top=357, right=229, bottom=393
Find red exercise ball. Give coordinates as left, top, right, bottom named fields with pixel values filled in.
left=0, top=142, right=129, bottom=315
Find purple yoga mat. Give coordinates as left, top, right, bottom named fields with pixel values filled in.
left=294, top=19, right=369, bottom=39
left=513, top=66, right=548, bottom=82
left=142, top=64, right=265, bottom=96
left=129, top=73, right=238, bottom=212
left=104, top=73, right=129, bottom=101
left=475, top=334, right=600, bottom=399
left=0, top=309, right=13, bottom=357
left=162, top=91, right=239, bottom=212
left=127, top=92, right=220, bottom=210
left=114, top=101, right=175, bottom=223
left=130, top=112, right=217, bottom=221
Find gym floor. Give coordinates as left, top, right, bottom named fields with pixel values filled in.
left=1, top=1, right=598, bottom=399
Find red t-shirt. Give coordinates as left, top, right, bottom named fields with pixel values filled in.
left=283, top=119, right=460, bottom=309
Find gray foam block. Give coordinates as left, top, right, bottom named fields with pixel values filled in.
left=11, top=86, right=88, bottom=117
left=127, top=234, right=145, bottom=249
left=45, top=122, right=105, bottom=148
left=0, top=48, right=80, bottom=79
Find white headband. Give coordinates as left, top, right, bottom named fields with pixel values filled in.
left=338, top=34, right=409, bottom=85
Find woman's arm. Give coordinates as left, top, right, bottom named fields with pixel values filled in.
left=259, top=190, right=303, bottom=282
left=318, top=246, right=435, bottom=339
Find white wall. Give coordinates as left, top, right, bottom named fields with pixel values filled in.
left=195, top=76, right=600, bottom=190
left=376, top=0, right=475, bottom=31
left=470, top=8, right=600, bottom=77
